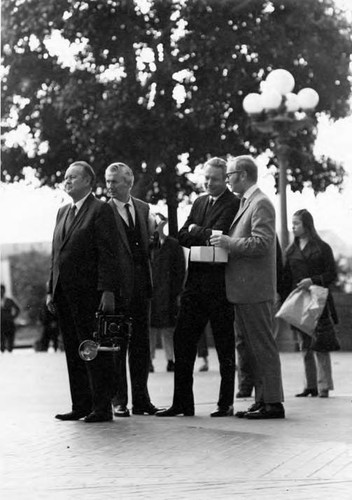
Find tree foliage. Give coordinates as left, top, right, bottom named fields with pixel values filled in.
left=2, top=0, right=351, bottom=234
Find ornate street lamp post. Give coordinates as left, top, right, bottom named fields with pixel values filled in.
left=243, top=69, right=319, bottom=250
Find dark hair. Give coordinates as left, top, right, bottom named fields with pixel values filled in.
left=293, top=209, right=321, bottom=241
left=70, top=161, right=96, bottom=186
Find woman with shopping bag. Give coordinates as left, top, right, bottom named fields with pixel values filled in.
left=281, top=209, right=339, bottom=398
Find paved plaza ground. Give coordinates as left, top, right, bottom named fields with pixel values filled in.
left=1, top=348, right=352, bottom=499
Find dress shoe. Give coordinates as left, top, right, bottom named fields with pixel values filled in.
left=55, top=410, right=88, bottom=421
left=295, top=388, right=318, bottom=397
left=84, top=411, right=112, bottom=423
left=132, top=403, right=162, bottom=415
left=245, top=403, right=285, bottom=420
left=210, top=406, right=234, bottom=417
left=113, top=405, right=130, bottom=417
left=319, top=389, right=329, bottom=398
left=236, top=390, right=253, bottom=398
left=167, top=360, right=175, bottom=372
left=235, top=402, right=264, bottom=418
left=155, top=405, right=194, bottom=417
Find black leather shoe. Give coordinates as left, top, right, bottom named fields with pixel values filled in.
left=155, top=406, right=194, bottom=417
left=235, top=402, right=264, bottom=418
left=295, top=388, right=318, bottom=397
left=245, top=403, right=285, bottom=420
left=132, top=404, right=163, bottom=415
left=55, top=410, right=88, bottom=421
left=236, top=390, right=253, bottom=398
left=113, top=405, right=130, bottom=417
left=84, top=411, right=113, bottom=423
left=210, top=406, right=234, bottom=417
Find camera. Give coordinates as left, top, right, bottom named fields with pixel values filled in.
left=94, top=313, right=132, bottom=344
left=78, top=312, right=132, bottom=361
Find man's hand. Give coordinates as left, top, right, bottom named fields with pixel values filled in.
left=46, top=294, right=56, bottom=315
left=99, top=291, right=115, bottom=314
left=209, top=234, right=230, bottom=251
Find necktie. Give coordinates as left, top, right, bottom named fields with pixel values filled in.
left=240, top=196, right=246, bottom=209
left=124, top=203, right=135, bottom=228
left=63, top=205, right=76, bottom=237
left=206, top=197, right=214, bottom=215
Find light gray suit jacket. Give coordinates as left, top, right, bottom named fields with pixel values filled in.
left=225, top=188, right=276, bottom=304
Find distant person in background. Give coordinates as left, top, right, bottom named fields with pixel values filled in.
left=1, top=284, right=20, bottom=353
left=37, top=302, right=60, bottom=352
left=282, top=209, right=339, bottom=398
left=149, top=213, right=186, bottom=373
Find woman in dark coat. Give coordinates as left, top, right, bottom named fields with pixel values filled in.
left=282, top=209, right=338, bottom=398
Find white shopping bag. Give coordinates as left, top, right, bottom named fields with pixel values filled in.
left=275, top=285, right=328, bottom=335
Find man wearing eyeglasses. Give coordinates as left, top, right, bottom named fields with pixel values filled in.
left=210, top=155, right=285, bottom=419
left=156, top=157, right=240, bottom=418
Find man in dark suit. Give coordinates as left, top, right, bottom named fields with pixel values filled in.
left=105, top=162, right=162, bottom=417
left=210, top=155, right=285, bottom=419
left=156, top=157, right=240, bottom=417
left=46, top=160, right=120, bottom=423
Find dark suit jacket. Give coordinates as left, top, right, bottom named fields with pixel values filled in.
left=48, top=194, right=119, bottom=301
left=108, top=197, right=153, bottom=304
left=151, top=236, right=186, bottom=327
left=179, top=188, right=240, bottom=290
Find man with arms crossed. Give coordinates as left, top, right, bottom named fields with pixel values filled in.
left=47, top=161, right=119, bottom=423
left=156, top=157, right=239, bottom=417
left=211, top=155, right=285, bottom=419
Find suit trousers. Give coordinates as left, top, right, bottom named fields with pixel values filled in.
left=55, top=287, right=114, bottom=414
left=150, top=326, right=174, bottom=362
left=234, top=301, right=284, bottom=404
left=296, top=331, right=334, bottom=392
left=112, top=267, right=152, bottom=408
left=236, top=327, right=254, bottom=394
left=172, top=286, right=235, bottom=410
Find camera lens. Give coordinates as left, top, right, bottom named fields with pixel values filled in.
left=108, top=322, right=119, bottom=334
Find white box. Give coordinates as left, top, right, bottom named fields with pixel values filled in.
left=214, top=247, right=228, bottom=263
left=190, top=246, right=214, bottom=262
left=190, top=246, right=228, bottom=263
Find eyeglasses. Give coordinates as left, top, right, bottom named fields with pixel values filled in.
left=225, top=170, right=243, bottom=180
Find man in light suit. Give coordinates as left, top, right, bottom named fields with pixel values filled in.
left=47, top=161, right=120, bottom=423
left=105, top=162, right=162, bottom=417
left=156, top=157, right=239, bottom=418
left=210, top=155, right=285, bottom=419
